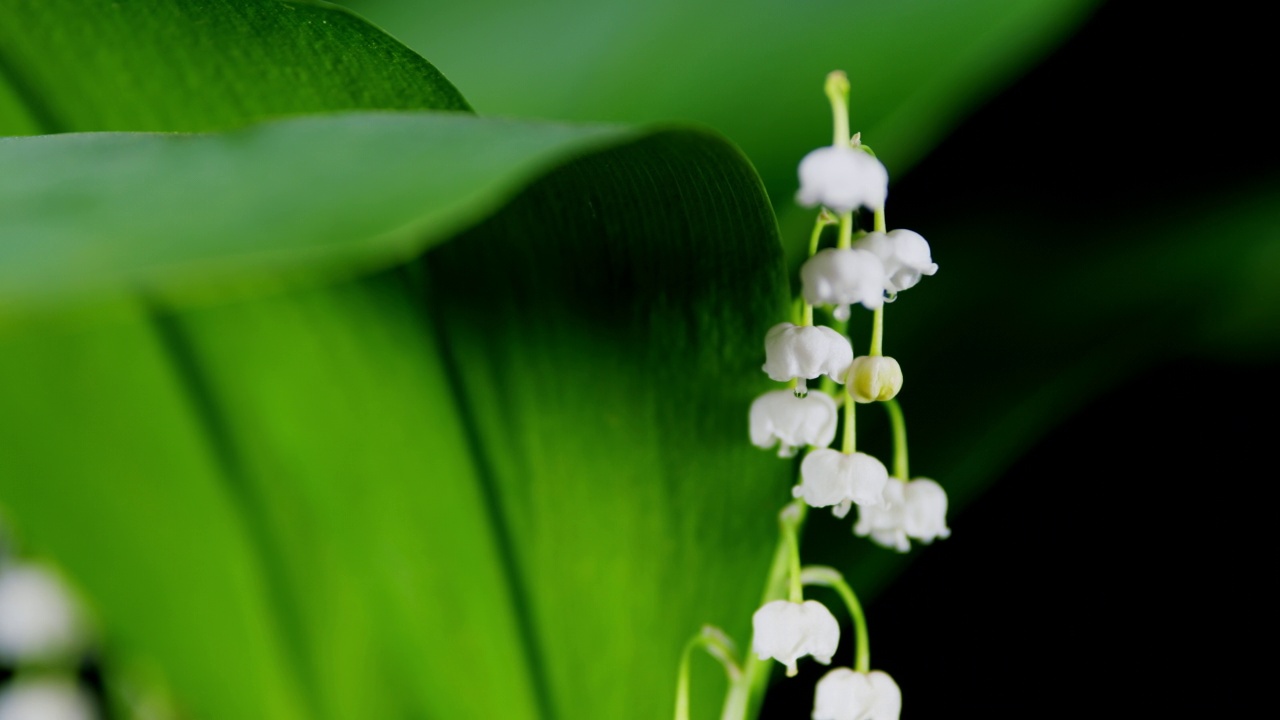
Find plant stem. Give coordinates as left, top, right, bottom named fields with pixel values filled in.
left=801, top=566, right=870, bottom=673
left=884, top=398, right=908, bottom=480
left=842, top=395, right=855, bottom=454
left=720, top=502, right=808, bottom=720
left=869, top=306, right=883, bottom=356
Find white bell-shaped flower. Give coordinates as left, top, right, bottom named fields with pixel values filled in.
left=852, top=479, right=909, bottom=552
left=853, top=229, right=938, bottom=294
left=751, top=599, right=840, bottom=676
left=854, top=478, right=951, bottom=552
left=846, top=356, right=903, bottom=403
left=800, top=249, right=888, bottom=319
left=813, top=668, right=902, bottom=720
left=750, top=390, right=839, bottom=457
left=796, top=147, right=889, bottom=214
left=901, top=478, right=951, bottom=543
left=795, top=449, right=889, bottom=519
left=762, top=323, right=853, bottom=388
left=0, top=678, right=99, bottom=720
left=0, top=563, right=84, bottom=662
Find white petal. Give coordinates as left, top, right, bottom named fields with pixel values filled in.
left=813, top=668, right=901, bottom=720
left=797, top=450, right=889, bottom=513
left=0, top=564, right=84, bottom=662
left=866, top=670, right=903, bottom=720
left=0, top=679, right=98, bottom=720
left=762, top=323, right=853, bottom=384
left=801, top=249, right=887, bottom=312
left=752, top=600, right=840, bottom=672
left=813, top=667, right=873, bottom=720
left=854, top=229, right=937, bottom=294
left=749, top=390, right=839, bottom=454
left=796, top=147, right=889, bottom=214
left=902, top=478, right=951, bottom=543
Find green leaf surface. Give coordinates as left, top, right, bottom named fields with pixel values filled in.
left=0, top=0, right=469, bottom=136
left=0, top=115, right=794, bottom=719
left=0, top=113, right=637, bottom=314
left=339, top=0, right=1098, bottom=195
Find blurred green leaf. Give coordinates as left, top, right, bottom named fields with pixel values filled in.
left=0, top=111, right=794, bottom=719
left=0, top=0, right=469, bottom=135
left=340, top=0, right=1098, bottom=195
left=0, top=113, right=637, bottom=313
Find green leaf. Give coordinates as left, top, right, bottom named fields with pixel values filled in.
left=0, top=0, right=469, bottom=135
left=0, top=113, right=636, bottom=313
left=0, top=116, right=794, bottom=719
left=339, top=0, right=1098, bottom=194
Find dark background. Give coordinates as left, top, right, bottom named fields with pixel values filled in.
left=764, top=3, right=1276, bottom=716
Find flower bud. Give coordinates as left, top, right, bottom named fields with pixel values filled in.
left=846, top=356, right=903, bottom=403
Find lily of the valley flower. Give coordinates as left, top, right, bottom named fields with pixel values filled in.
left=750, top=390, right=839, bottom=457
left=853, top=230, right=937, bottom=295
left=0, top=678, right=99, bottom=720
left=813, top=668, right=902, bottom=720
left=795, top=449, right=889, bottom=518
left=796, top=147, right=889, bottom=214
left=751, top=599, right=841, bottom=676
left=763, top=323, right=854, bottom=388
left=800, top=248, right=887, bottom=319
left=0, top=564, right=84, bottom=663
left=854, top=478, right=951, bottom=552
left=846, top=356, right=903, bottom=404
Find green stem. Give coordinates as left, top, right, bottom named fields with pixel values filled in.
left=720, top=502, right=808, bottom=720
left=869, top=306, right=884, bottom=356
left=873, top=208, right=886, bottom=233
left=842, top=394, right=856, bottom=454
left=884, top=399, right=909, bottom=480
left=676, top=628, right=742, bottom=720
left=808, top=213, right=826, bottom=257
left=800, top=566, right=870, bottom=673
left=825, top=71, right=851, bottom=147
left=781, top=505, right=804, bottom=604
left=837, top=211, right=853, bottom=250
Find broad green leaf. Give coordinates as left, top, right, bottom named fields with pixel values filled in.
left=0, top=113, right=636, bottom=313
left=0, top=300, right=311, bottom=720
left=0, top=0, right=469, bottom=136
left=0, top=116, right=795, bottom=719
left=340, top=0, right=1098, bottom=194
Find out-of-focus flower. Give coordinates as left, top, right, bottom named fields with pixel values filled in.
left=0, top=678, right=99, bottom=720
left=0, top=564, right=84, bottom=662
left=800, top=248, right=887, bottom=319
left=796, top=147, right=889, bottom=214
left=853, top=230, right=937, bottom=295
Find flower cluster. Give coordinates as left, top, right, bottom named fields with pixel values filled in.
left=676, top=71, right=953, bottom=720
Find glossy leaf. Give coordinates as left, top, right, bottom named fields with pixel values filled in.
left=0, top=113, right=795, bottom=719
left=340, top=0, right=1098, bottom=195
left=0, top=113, right=634, bottom=313
left=0, top=0, right=469, bottom=136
